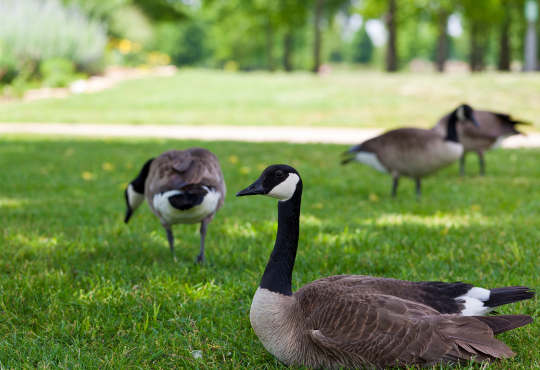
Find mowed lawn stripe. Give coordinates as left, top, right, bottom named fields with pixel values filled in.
left=0, top=70, right=539, bottom=129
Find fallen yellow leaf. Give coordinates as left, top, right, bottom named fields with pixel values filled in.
left=82, top=172, right=94, bottom=180
left=102, top=162, right=115, bottom=171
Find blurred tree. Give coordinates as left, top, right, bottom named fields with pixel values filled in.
left=202, top=0, right=274, bottom=70
left=155, top=21, right=209, bottom=66
left=428, top=0, right=454, bottom=72
left=312, top=0, right=351, bottom=72
left=497, top=0, right=526, bottom=70
left=132, top=0, right=186, bottom=22
left=410, top=0, right=454, bottom=72
left=386, top=0, right=398, bottom=71
left=460, top=0, right=503, bottom=71
left=359, top=0, right=399, bottom=71
left=352, top=26, right=374, bottom=64
left=312, top=0, right=325, bottom=72
left=276, top=0, right=309, bottom=71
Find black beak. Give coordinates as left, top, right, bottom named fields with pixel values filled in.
left=124, top=189, right=133, bottom=223
left=470, top=115, right=480, bottom=128
left=125, top=207, right=133, bottom=223
left=236, top=177, right=267, bottom=197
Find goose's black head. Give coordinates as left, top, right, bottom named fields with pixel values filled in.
left=236, top=164, right=302, bottom=202
left=456, top=104, right=480, bottom=127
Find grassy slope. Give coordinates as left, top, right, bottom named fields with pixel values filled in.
left=0, top=136, right=538, bottom=368
left=0, top=70, right=539, bottom=129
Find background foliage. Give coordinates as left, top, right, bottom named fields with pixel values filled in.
left=1, top=0, right=537, bottom=96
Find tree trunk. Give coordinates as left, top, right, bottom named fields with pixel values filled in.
left=470, top=24, right=484, bottom=72
left=312, top=0, right=325, bottom=73
left=498, top=7, right=511, bottom=71
left=266, top=21, right=275, bottom=72
left=385, top=0, right=398, bottom=72
left=283, top=29, right=293, bottom=72
left=436, top=9, right=448, bottom=72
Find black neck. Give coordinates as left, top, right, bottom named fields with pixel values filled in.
left=259, top=182, right=302, bottom=296
left=131, top=158, right=154, bottom=193
left=445, top=111, right=459, bottom=143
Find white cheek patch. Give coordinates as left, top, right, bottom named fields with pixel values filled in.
left=267, top=173, right=299, bottom=201
left=457, top=106, right=466, bottom=121
left=127, top=184, right=145, bottom=210
left=354, top=152, right=388, bottom=173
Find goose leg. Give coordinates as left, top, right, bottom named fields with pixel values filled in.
left=415, top=179, right=421, bottom=199
left=391, top=177, right=399, bottom=198
left=163, top=224, right=176, bottom=260
left=478, top=151, right=485, bottom=176
left=459, top=154, right=465, bottom=176
left=197, top=219, right=209, bottom=264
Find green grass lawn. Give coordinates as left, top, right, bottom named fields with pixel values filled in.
left=0, top=135, right=539, bottom=369
left=1, top=69, right=539, bottom=129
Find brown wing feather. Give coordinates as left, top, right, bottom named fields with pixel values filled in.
left=297, top=275, right=470, bottom=314
left=296, top=281, right=518, bottom=368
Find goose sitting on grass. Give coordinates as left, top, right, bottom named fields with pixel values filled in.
left=237, top=164, right=534, bottom=369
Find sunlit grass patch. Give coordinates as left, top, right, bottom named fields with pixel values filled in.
left=369, top=211, right=492, bottom=228
left=0, top=70, right=539, bottom=129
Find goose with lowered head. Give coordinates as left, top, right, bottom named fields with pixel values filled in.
left=237, top=164, right=534, bottom=369
left=342, top=104, right=480, bottom=198
left=124, top=148, right=225, bottom=263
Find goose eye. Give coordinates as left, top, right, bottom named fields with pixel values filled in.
left=275, top=170, right=283, bottom=178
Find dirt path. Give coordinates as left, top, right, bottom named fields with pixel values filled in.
left=1, top=123, right=539, bottom=148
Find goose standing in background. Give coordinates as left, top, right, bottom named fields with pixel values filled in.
left=433, top=105, right=528, bottom=175
left=124, top=148, right=226, bottom=263
left=237, top=164, right=534, bottom=369
left=342, top=104, right=479, bottom=198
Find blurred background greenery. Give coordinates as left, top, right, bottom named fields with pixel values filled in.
left=0, top=0, right=536, bottom=98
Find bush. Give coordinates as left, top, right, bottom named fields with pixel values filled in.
left=40, top=58, right=86, bottom=88
left=0, top=0, right=107, bottom=88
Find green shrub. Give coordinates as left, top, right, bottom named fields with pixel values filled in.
left=40, top=58, right=86, bottom=88
left=0, top=0, right=106, bottom=91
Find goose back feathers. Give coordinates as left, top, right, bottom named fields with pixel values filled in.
left=145, top=149, right=225, bottom=225
left=124, top=147, right=225, bottom=262
left=237, top=164, right=534, bottom=369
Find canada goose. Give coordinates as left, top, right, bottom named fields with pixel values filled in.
left=237, top=164, right=534, bottom=369
left=433, top=106, right=528, bottom=175
left=342, top=104, right=480, bottom=198
left=124, top=148, right=226, bottom=263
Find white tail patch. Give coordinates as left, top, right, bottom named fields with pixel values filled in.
left=490, top=135, right=509, bottom=150
left=153, top=187, right=220, bottom=225
left=456, top=287, right=492, bottom=316
left=354, top=152, right=388, bottom=173
left=127, top=184, right=145, bottom=210
left=267, top=173, right=300, bottom=202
